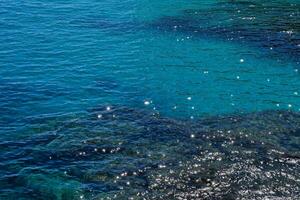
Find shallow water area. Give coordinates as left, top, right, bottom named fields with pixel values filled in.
left=0, top=0, right=300, bottom=199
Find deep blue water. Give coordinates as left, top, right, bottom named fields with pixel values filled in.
left=0, top=0, right=300, bottom=199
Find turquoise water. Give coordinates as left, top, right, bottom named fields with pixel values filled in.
left=0, top=0, right=300, bottom=199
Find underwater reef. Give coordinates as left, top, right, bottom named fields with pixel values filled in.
left=150, top=0, right=300, bottom=63
left=1, top=105, right=299, bottom=199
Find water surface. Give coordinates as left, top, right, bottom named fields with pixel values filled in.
left=0, top=0, right=299, bottom=199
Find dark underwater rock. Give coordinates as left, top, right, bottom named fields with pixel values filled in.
left=1, top=105, right=299, bottom=199
left=149, top=1, right=300, bottom=63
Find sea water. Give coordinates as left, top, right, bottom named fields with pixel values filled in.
left=0, top=0, right=299, bottom=199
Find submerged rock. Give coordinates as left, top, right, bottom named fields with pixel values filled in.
left=0, top=105, right=299, bottom=199
left=149, top=1, right=300, bottom=63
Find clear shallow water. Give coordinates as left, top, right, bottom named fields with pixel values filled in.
left=0, top=0, right=299, bottom=199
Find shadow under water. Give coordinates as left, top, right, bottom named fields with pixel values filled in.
left=1, top=105, right=299, bottom=199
